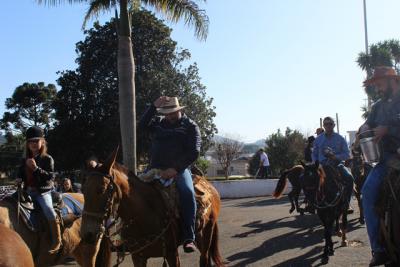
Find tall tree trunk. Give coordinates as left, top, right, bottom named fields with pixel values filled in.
left=118, top=0, right=137, bottom=173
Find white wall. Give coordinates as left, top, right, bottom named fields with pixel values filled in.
left=210, top=179, right=292, bottom=198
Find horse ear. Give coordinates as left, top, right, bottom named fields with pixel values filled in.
left=85, top=156, right=98, bottom=170
left=315, top=160, right=319, bottom=168
left=103, top=146, right=119, bottom=173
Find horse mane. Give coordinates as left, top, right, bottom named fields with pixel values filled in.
left=317, top=165, right=326, bottom=187
left=113, top=162, right=129, bottom=177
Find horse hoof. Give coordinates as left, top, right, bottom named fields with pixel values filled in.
left=359, top=218, right=365, bottom=225
left=289, top=207, right=295, bottom=214
left=336, top=230, right=343, bottom=238
left=329, top=249, right=334, bottom=256
left=341, top=240, right=348, bottom=247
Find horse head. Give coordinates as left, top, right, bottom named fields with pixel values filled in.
left=80, top=146, right=123, bottom=246
left=301, top=161, right=325, bottom=196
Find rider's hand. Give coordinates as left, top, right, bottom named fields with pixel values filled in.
left=327, top=153, right=336, bottom=161
left=373, top=126, right=388, bottom=143
left=153, top=96, right=170, bottom=108
left=160, top=168, right=177, bottom=179
left=26, top=158, right=37, bottom=171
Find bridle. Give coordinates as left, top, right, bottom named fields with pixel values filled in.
left=304, top=166, right=344, bottom=209
left=82, top=170, right=122, bottom=238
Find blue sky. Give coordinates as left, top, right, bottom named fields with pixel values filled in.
left=1, top=0, right=400, bottom=143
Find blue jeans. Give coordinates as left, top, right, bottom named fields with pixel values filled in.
left=176, top=169, right=196, bottom=242
left=337, top=163, right=354, bottom=206
left=28, top=190, right=57, bottom=220
left=361, top=161, right=387, bottom=252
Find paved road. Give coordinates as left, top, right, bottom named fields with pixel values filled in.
left=57, top=196, right=371, bottom=267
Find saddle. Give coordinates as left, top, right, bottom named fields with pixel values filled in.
left=4, top=191, right=83, bottom=232
left=138, top=168, right=214, bottom=232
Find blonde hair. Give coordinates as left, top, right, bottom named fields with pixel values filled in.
left=25, top=138, right=48, bottom=158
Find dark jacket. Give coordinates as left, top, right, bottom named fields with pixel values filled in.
left=18, top=154, right=55, bottom=193
left=366, top=95, right=400, bottom=154
left=139, top=105, right=201, bottom=173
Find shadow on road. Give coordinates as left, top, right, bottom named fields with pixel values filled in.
left=233, top=196, right=295, bottom=208
left=227, top=211, right=365, bottom=266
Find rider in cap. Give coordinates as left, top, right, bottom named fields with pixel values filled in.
left=16, top=126, right=61, bottom=253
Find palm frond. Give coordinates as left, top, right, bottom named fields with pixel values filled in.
left=36, top=0, right=88, bottom=6
left=142, top=0, right=209, bottom=41
left=83, top=0, right=117, bottom=28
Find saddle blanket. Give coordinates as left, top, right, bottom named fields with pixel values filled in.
left=5, top=192, right=83, bottom=232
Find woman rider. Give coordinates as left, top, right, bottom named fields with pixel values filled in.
left=16, top=126, right=61, bottom=253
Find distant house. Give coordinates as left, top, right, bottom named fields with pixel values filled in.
left=205, top=150, right=252, bottom=177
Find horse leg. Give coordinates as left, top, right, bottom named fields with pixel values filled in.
left=335, top=217, right=342, bottom=237
left=288, top=191, right=296, bottom=213
left=341, top=209, right=349, bottom=247
left=166, top=251, right=180, bottom=267
left=294, top=188, right=301, bottom=213
left=322, top=215, right=334, bottom=260
left=132, top=255, right=148, bottom=267
left=355, top=190, right=364, bottom=224
left=198, top=222, right=214, bottom=267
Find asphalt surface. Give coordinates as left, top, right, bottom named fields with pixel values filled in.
left=57, top=196, right=371, bottom=267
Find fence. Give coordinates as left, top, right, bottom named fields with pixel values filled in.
left=0, top=185, right=15, bottom=199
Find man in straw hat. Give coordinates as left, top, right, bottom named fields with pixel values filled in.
left=358, top=66, right=400, bottom=266
left=139, top=96, right=201, bottom=253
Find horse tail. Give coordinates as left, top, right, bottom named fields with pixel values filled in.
left=95, top=237, right=111, bottom=267
left=210, top=222, right=225, bottom=267
left=273, top=171, right=289, bottom=198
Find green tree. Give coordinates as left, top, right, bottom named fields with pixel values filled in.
left=38, top=0, right=209, bottom=173
left=1, top=82, right=57, bottom=134
left=357, top=39, right=400, bottom=103
left=49, top=11, right=216, bottom=170
left=265, top=128, right=305, bottom=175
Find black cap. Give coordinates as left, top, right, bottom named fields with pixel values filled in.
left=308, top=136, right=315, bottom=142
left=26, top=126, right=44, bottom=140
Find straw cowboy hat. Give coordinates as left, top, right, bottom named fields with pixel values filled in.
left=157, top=97, right=185, bottom=114
left=364, top=66, right=400, bottom=86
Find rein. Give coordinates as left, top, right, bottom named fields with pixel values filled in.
left=83, top=170, right=175, bottom=267
left=82, top=171, right=122, bottom=237
left=307, top=166, right=345, bottom=209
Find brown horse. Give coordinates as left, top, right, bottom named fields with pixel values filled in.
left=0, top=223, right=34, bottom=267
left=273, top=165, right=305, bottom=214
left=0, top=192, right=111, bottom=267
left=80, top=149, right=225, bottom=267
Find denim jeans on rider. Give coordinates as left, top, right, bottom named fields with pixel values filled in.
left=28, top=190, right=57, bottom=220
left=361, top=161, right=388, bottom=253
left=337, top=163, right=354, bottom=206
left=176, top=169, right=196, bottom=242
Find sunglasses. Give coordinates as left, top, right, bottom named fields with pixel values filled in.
left=323, top=122, right=334, bottom=126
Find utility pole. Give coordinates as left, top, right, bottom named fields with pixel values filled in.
left=363, top=0, right=372, bottom=111
left=336, top=113, right=340, bottom=134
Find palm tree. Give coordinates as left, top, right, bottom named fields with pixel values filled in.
left=37, top=0, right=209, bottom=173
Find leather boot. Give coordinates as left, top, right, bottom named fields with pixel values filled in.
left=48, top=219, right=62, bottom=254
left=369, top=251, right=391, bottom=266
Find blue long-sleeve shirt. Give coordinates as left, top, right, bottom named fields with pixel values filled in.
left=312, top=132, right=350, bottom=165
